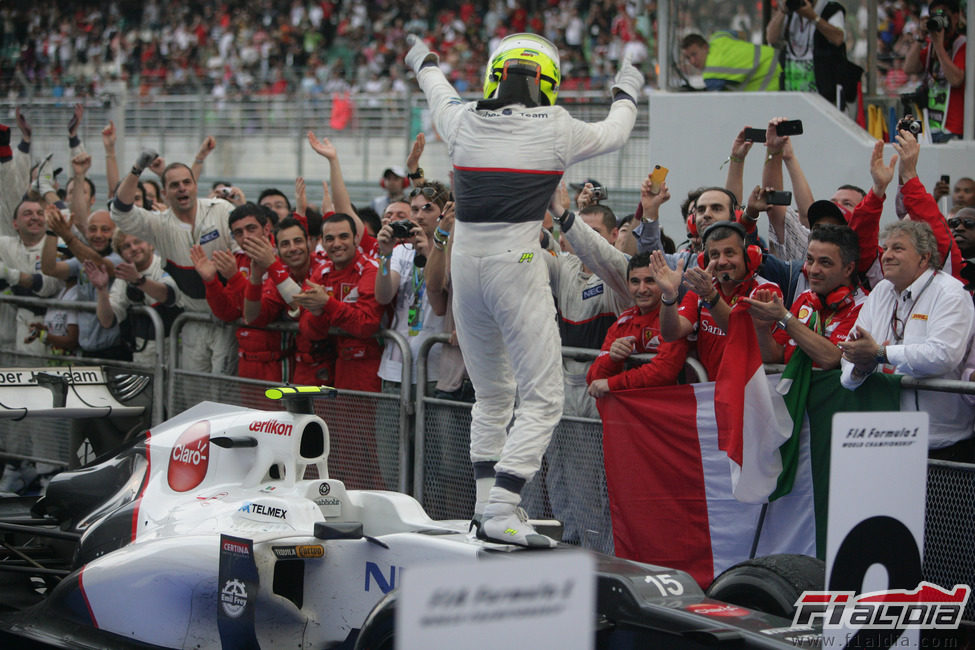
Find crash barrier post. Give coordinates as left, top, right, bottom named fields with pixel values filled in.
left=0, top=294, right=165, bottom=467
left=166, top=313, right=414, bottom=493
left=413, top=337, right=708, bottom=534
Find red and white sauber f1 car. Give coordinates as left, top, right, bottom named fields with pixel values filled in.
left=0, top=378, right=824, bottom=649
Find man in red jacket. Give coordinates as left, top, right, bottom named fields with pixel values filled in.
left=242, top=216, right=328, bottom=385
left=294, top=213, right=384, bottom=391
left=586, top=252, right=688, bottom=396
left=191, top=203, right=295, bottom=382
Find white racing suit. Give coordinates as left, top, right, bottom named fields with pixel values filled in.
left=416, top=65, right=637, bottom=495
left=540, top=214, right=633, bottom=552
left=110, top=197, right=237, bottom=374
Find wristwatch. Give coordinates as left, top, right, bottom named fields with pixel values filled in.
left=777, top=312, right=793, bottom=330
left=661, top=294, right=679, bottom=306
left=874, top=345, right=888, bottom=365
left=553, top=209, right=572, bottom=225
left=132, top=275, right=147, bottom=287
left=703, top=291, right=721, bottom=309
left=407, top=167, right=424, bottom=180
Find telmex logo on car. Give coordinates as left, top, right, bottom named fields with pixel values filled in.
left=238, top=502, right=288, bottom=519
left=168, top=421, right=211, bottom=492
left=248, top=419, right=293, bottom=436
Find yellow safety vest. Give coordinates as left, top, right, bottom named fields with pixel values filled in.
left=704, top=31, right=781, bottom=91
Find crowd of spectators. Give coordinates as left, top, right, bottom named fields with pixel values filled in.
left=2, top=0, right=954, bottom=102
left=0, top=0, right=659, bottom=100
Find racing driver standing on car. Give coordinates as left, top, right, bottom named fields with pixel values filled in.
left=404, top=33, right=642, bottom=547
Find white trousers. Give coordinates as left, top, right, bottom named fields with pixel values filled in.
left=452, top=248, right=564, bottom=483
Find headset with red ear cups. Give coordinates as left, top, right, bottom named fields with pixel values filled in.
left=698, top=221, right=763, bottom=275
left=805, top=285, right=854, bottom=312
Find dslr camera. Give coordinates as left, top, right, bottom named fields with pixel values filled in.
left=926, top=13, right=950, bottom=32
left=896, top=114, right=923, bottom=136
left=389, top=219, right=417, bottom=240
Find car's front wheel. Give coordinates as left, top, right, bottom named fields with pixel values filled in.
left=354, top=592, right=396, bottom=650
left=705, top=554, right=825, bottom=619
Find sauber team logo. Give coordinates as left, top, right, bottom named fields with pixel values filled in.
left=248, top=419, right=293, bottom=436
left=168, top=421, right=211, bottom=492
left=793, top=582, right=971, bottom=629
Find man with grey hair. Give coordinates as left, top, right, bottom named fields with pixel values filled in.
left=839, top=220, right=975, bottom=460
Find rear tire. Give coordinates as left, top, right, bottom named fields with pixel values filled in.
left=706, top=554, right=824, bottom=619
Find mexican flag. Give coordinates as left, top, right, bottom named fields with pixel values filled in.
left=598, top=357, right=901, bottom=587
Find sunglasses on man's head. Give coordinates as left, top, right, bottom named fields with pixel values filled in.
left=410, top=186, right=441, bottom=199
left=948, top=217, right=975, bottom=229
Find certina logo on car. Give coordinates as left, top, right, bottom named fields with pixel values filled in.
left=238, top=502, right=287, bottom=519
left=220, top=578, right=248, bottom=618
left=167, top=421, right=211, bottom=492
left=248, top=419, right=293, bottom=436
left=222, top=540, right=250, bottom=556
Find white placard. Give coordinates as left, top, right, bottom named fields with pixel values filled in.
left=825, top=411, right=928, bottom=649
left=397, top=551, right=595, bottom=650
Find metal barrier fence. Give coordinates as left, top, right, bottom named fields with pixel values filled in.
left=925, top=460, right=975, bottom=622
left=165, top=311, right=416, bottom=495
left=0, top=294, right=164, bottom=469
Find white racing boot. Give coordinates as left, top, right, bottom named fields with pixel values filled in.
left=477, top=505, right=558, bottom=548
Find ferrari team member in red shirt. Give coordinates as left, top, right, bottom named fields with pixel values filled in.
left=190, top=203, right=300, bottom=382
left=744, top=224, right=867, bottom=369
left=652, top=221, right=783, bottom=380
left=586, top=251, right=688, bottom=396
left=242, top=216, right=328, bottom=385
left=294, top=213, right=384, bottom=392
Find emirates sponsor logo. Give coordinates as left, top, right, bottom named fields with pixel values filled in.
left=248, top=418, right=293, bottom=436
left=168, top=421, right=211, bottom=492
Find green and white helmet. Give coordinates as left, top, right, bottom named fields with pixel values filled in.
left=482, top=33, right=561, bottom=106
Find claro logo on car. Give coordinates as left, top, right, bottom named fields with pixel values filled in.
left=248, top=419, right=293, bottom=436
left=168, top=421, right=211, bottom=492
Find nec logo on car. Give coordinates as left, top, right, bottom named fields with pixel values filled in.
left=249, top=419, right=293, bottom=436
left=167, top=421, right=211, bottom=492
left=238, top=502, right=287, bottom=519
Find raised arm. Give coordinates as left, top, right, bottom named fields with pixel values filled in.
left=68, top=153, right=93, bottom=228
left=725, top=127, right=754, bottom=207
left=192, top=136, right=216, bottom=183
left=651, top=251, right=694, bottom=340
left=102, top=121, right=120, bottom=198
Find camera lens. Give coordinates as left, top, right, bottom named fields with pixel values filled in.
left=926, top=14, right=948, bottom=32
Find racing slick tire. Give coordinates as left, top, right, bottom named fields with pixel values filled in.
left=354, top=591, right=396, bottom=650
left=705, top=554, right=824, bottom=619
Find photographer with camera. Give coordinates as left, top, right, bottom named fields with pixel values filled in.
left=374, top=180, right=448, bottom=390
left=904, top=0, right=966, bottom=142
left=766, top=0, right=850, bottom=104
